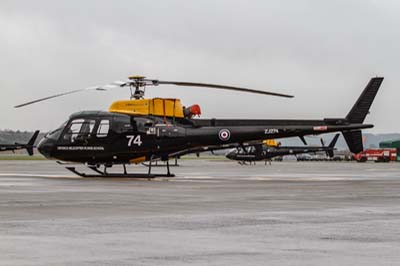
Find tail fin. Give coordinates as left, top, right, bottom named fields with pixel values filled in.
left=326, top=134, right=340, bottom=157
left=328, top=134, right=340, bottom=149
left=28, top=130, right=39, bottom=146
left=343, top=130, right=363, bottom=154
left=26, top=130, right=40, bottom=156
left=342, top=77, right=383, bottom=153
left=26, top=148, right=34, bottom=156
left=346, top=77, right=384, bottom=124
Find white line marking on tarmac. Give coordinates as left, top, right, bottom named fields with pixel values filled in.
left=0, top=173, right=79, bottom=179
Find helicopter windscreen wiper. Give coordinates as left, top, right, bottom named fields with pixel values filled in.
left=14, top=76, right=293, bottom=108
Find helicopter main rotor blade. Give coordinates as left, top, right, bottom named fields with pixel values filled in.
left=14, top=86, right=106, bottom=108
left=14, top=76, right=294, bottom=108
left=153, top=80, right=294, bottom=98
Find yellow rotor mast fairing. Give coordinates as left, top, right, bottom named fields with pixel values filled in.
left=109, top=98, right=185, bottom=118
left=109, top=76, right=185, bottom=118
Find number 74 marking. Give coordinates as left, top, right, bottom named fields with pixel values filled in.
left=127, top=135, right=143, bottom=147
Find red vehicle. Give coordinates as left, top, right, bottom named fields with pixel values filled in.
left=353, top=148, right=397, bottom=162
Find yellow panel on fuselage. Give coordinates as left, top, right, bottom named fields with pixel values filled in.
left=263, top=139, right=278, bottom=147
left=130, top=156, right=147, bottom=164
left=109, top=98, right=185, bottom=118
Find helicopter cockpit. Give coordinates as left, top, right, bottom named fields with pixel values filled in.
left=41, top=112, right=106, bottom=139
left=38, top=112, right=120, bottom=158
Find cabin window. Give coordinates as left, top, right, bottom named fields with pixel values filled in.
left=63, top=119, right=96, bottom=143
left=97, top=120, right=110, bottom=138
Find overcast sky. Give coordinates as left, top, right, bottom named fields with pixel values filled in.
left=0, top=0, right=397, bottom=133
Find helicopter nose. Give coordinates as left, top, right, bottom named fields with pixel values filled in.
left=37, top=138, right=55, bottom=158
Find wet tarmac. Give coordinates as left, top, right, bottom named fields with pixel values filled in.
left=1, top=160, right=400, bottom=265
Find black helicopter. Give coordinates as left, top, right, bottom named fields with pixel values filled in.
left=226, top=134, right=340, bottom=164
left=15, top=76, right=383, bottom=177
left=0, top=130, right=40, bottom=156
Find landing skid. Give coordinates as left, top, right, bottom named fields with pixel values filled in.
left=65, top=159, right=175, bottom=178
left=65, top=167, right=175, bottom=178
left=65, top=167, right=173, bottom=178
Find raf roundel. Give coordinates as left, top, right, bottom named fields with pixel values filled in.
left=218, top=129, right=231, bottom=141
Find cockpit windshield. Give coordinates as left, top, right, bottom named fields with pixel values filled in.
left=46, top=121, right=68, bottom=140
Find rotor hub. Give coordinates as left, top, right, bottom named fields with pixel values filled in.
left=128, top=76, right=148, bottom=99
